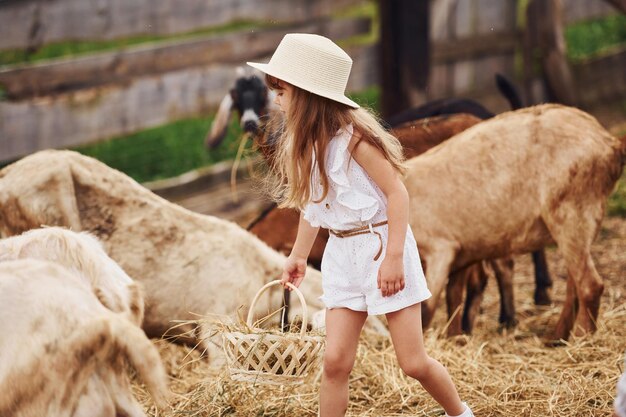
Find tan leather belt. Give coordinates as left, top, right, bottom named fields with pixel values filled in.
left=328, top=220, right=388, bottom=261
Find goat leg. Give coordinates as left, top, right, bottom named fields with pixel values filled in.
left=445, top=266, right=469, bottom=336
left=492, top=257, right=517, bottom=330
left=420, top=243, right=456, bottom=329
left=532, top=249, right=552, bottom=305
left=461, top=263, right=489, bottom=334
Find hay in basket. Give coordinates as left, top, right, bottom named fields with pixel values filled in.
left=221, top=280, right=325, bottom=386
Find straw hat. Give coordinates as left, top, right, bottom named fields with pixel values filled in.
left=247, top=33, right=360, bottom=109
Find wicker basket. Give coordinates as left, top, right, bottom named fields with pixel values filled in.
left=222, top=280, right=325, bottom=385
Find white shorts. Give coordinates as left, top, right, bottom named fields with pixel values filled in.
left=319, top=225, right=432, bottom=315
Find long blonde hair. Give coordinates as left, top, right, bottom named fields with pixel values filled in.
left=265, top=75, right=405, bottom=210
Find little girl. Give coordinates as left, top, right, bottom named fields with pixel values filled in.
left=248, top=33, right=473, bottom=417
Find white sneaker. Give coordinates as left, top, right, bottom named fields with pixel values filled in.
left=445, top=402, right=474, bottom=417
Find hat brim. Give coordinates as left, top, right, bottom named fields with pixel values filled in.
left=247, top=61, right=360, bottom=109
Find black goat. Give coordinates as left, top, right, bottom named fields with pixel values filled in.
left=204, top=67, right=275, bottom=149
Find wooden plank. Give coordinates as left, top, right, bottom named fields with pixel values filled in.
left=168, top=178, right=270, bottom=225
left=345, top=44, right=378, bottom=93
left=145, top=157, right=272, bottom=225
left=475, top=0, right=515, bottom=35
left=0, top=17, right=371, bottom=100
left=473, top=54, right=514, bottom=89
left=452, top=59, right=474, bottom=92
left=572, top=48, right=626, bottom=105
left=562, top=0, right=617, bottom=23
left=432, top=31, right=521, bottom=63
left=601, top=0, right=626, bottom=14
left=0, top=0, right=363, bottom=50
left=430, top=0, right=455, bottom=42
left=453, top=0, right=474, bottom=38
left=428, top=63, right=451, bottom=98
left=144, top=155, right=261, bottom=201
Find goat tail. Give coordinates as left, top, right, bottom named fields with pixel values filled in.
left=495, top=73, right=524, bottom=110
left=106, top=316, right=171, bottom=410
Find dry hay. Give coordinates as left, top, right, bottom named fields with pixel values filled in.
left=133, top=216, right=626, bottom=416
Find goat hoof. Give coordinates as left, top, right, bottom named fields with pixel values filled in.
left=534, top=289, right=552, bottom=306
left=498, top=317, right=518, bottom=330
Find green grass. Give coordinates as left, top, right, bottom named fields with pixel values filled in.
left=73, top=115, right=247, bottom=183
left=349, top=86, right=380, bottom=111
left=69, top=87, right=382, bottom=184
left=0, top=20, right=266, bottom=67
left=565, top=13, right=626, bottom=61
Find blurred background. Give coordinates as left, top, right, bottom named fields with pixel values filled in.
left=1, top=0, right=625, bottom=224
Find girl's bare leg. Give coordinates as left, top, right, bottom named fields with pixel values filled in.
left=386, top=303, right=466, bottom=416
left=319, top=308, right=368, bottom=417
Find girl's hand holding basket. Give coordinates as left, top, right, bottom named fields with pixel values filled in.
left=281, top=255, right=307, bottom=290
left=221, top=280, right=324, bottom=386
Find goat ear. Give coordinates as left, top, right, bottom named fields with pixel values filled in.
left=0, top=155, right=82, bottom=236
left=205, top=93, right=234, bottom=150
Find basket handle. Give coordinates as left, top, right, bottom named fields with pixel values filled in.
left=246, top=279, right=308, bottom=337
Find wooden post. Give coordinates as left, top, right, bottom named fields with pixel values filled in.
left=524, top=0, right=577, bottom=106
left=602, top=0, right=626, bottom=14
left=379, top=0, right=430, bottom=119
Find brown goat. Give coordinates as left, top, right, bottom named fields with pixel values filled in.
left=392, top=113, right=483, bottom=156
left=404, top=104, right=624, bottom=341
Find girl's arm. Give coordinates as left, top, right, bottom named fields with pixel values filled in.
left=291, top=211, right=321, bottom=260
left=280, top=211, right=320, bottom=289
left=350, top=133, right=409, bottom=297
left=349, top=133, right=408, bottom=260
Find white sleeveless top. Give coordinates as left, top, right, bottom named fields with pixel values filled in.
left=302, top=124, right=388, bottom=230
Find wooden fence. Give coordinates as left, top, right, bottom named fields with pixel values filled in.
left=426, top=0, right=622, bottom=111
left=0, top=0, right=623, bottom=163
left=563, top=0, right=617, bottom=22
left=0, top=17, right=371, bottom=100
left=0, top=0, right=368, bottom=161
left=0, top=0, right=359, bottom=50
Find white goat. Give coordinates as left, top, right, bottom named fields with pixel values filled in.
left=0, top=259, right=170, bottom=417
left=0, top=227, right=144, bottom=326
